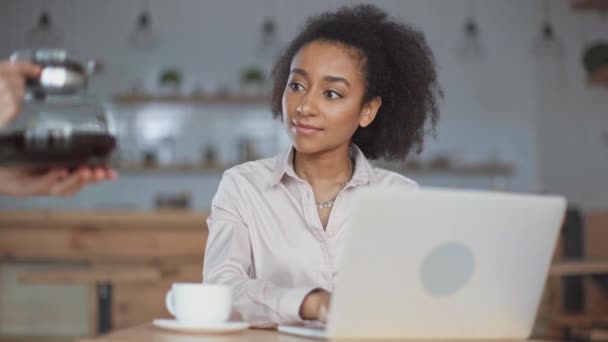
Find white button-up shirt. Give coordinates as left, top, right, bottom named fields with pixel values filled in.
left=203, top=145, right=417, bottom=327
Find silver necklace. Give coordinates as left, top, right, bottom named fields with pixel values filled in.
left=315, top=159, right=354, bottom=210
left=316, top=196, right=340, bottom=210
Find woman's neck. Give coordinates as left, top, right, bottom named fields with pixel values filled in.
left=293, top=143, right=353, bottom=187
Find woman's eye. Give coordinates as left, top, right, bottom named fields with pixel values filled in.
left=288, top=82, right=304, bottom=91
left=325, top=90, right=342, bottom=99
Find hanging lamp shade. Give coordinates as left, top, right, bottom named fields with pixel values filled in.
left=25, top=10, right=63, bottom=47
left=127, top=4, right=158, bottom=51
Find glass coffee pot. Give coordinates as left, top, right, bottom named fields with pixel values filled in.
left=0, top=48, right=116, bottom=168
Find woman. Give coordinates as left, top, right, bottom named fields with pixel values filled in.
left=203, top=4, right=442, bottom=327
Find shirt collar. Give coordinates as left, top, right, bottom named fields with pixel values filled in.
left=269, top=146, right=298, bottom=187
left=269, top=144, right=375, bottom=187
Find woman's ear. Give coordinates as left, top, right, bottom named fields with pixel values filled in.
left=359, top=96, right=382, bottom=128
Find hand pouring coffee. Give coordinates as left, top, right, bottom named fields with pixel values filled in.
left=0, top=49, right=116, bottom=168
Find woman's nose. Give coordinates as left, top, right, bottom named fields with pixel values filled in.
left=296, top=92, right=318, bottom=117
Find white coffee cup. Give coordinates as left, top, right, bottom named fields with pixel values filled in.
left=165, top=283, right=232, bottom=325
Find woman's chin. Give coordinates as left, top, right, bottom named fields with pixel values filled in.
left=290, top=139, right=325, bottom=155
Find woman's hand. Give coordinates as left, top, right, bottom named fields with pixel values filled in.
left=0, top=61, right=40, bottom=127
left=0, top=166, right=118, bottom=197
left=300, top=289, right=331, bottom=322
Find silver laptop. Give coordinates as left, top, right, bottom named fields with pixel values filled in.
left=278, top=188, right=566, bottom=340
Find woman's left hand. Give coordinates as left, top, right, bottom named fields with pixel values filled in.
left=300, top=289, right=332, bottom=322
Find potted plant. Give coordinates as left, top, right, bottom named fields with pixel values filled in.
left=240, top=66, right=266, bottom=96
left=583, top=42, right=608, bottom=86
left=158, top=67, right=183, bottom=96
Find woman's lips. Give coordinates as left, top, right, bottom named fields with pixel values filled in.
left=292, top=121, right=323, bottom=135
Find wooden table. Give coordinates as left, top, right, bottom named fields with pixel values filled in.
left=78, top=323, right=546, bottom=342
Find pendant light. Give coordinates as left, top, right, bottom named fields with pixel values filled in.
left=532, top=0, right=564, bottom=59
left=258, top=0, right=280, bottom=58
left=25, top=9, right=63, bottom=47
left=455, top=0, right=485, bottom=63
left=128, top=0, right=158, bottom=51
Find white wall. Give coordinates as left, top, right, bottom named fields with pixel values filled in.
left=533, top=2, right=608, bottom=211
left=0, top=0, right=605, bottom=211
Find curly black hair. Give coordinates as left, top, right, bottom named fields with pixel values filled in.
left=270, top=4, right=443, bottom=160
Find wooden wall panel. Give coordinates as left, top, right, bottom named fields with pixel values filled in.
left=112, top=262, right=203, bottom=330
left=0, top=263, right=90, bottom=337
left=0, top=211, right=208, bottom=338
left=0, top=211, right=208, bottom=263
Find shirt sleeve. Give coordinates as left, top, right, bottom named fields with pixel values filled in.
left=203, top=170, right=318, bottom=327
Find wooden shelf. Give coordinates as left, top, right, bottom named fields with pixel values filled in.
left=551, top=314, right=608, bottom=328
left=0, top=210, right=208, bottom=230
left=571, top=0, right=608, bottom=11
left=19, top=265, right=162, bottom=285
left=117, top=163, right=230, bottom=174
left=374, top=161, right=514, bottom=177
left=0, top=210, right=208, bottom=263
left=116, top=162, right=514, bottom=177
left=112, top=93, right=270, bottom=105
left=550, top=260, right=608, bottom=276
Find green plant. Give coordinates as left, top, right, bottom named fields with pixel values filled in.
left=240, top=66, right=265, bottom=84
left=159, top=68, right=182, bottom=87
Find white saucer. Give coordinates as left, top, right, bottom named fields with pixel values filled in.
left=152, top=319, right=250, bottom=334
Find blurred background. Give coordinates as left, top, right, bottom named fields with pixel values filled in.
left=0, top=0, right=607, bottom=341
